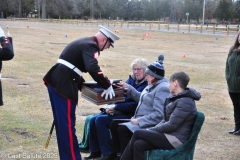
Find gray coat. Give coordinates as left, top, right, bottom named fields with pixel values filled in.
left=120, top=78, right=170, bottom=132
left=149, top=88, right=201, bottom=148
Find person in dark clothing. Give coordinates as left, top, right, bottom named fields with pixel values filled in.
left=226, top=33, right=240, bottom=136
left=43, top=25, right=120, bottom=160
left=120, top=71, right=201, bottom=160
left=0, top=27, right=14, bottom=106
left=84, top=58, right=149, bottom=160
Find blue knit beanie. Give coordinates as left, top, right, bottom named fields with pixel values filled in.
left=145, top=54, right=165, bottom=79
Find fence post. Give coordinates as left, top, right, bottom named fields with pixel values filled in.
left=200, top=25, right=202, bottom=34
left=158, top=21, right=160, bottom=30
left=121, top=21, right=123, bottom=28
left=188, top=24, right=190, bottom=33
left=213, top=25, right=215, bottom=34
left=227, top=26, right=229, bottom=35
left=127, top=21, right=129, bottom=28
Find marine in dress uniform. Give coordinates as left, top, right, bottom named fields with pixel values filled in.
left=0, top=27, right=14, bottom=106
left=43, top=25, right=120, bottom=160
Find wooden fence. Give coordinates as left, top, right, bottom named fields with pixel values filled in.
left=5, top=18, right=240, bottom=35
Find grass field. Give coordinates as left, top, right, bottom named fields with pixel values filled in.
left=0, top=20, right=239, bottom=160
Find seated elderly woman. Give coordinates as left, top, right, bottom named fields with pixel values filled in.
left=110, top=55, right=170, bottom=160
left=83, top=58, right=149, bottom=160
left=120, top=71, right=201, bottom=160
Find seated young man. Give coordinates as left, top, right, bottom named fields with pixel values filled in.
left=120, top=71, right=201, bottom=160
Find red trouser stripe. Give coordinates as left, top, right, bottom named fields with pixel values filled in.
left=67, top=99, right=76, bottom=160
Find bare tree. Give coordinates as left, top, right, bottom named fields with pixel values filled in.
left=71, top=0, right=81, bottom=18
left=18, top=0, right=22, bottom=17
left=42, top=0, right=46, bottom=18
left=90, top=0, right=94, bottom=19
left=205, top=0, right=218, bottom=23
left=37, top=0, right=41, bottom=18
left=45, top=0, right=73, bottom=19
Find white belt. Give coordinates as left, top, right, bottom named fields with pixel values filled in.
left=57, top=59, right=82, bottom=76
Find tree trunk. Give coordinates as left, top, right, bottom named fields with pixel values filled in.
left=42, top=0, right=46, bottom=19
left=90, top=0, right=94, bottom=19
left=38, top=0, right=41, bottom=19
left=18, top=0, right=22, bottom=17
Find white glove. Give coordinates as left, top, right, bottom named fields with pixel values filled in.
left=0, top=27, right=6, bottom=37
left=101, top=85, right=115, bottom=100
left=110, top=79, right=113, bottom=84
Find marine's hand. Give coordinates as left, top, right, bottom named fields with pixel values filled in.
left=0, top=27, right=6, bottom=38
left=101, top=85, right=115, bottom=100
left=110, top=79, right=114, bottom=84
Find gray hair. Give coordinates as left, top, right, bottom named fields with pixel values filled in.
left=130, top=58, right=149, bottom=79
left=169, top=71, right=190, bottom=89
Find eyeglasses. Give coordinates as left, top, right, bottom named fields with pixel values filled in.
left=133, top=68, right=143, bottom=71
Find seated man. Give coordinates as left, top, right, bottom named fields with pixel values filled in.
left=120, top=71, right=201, bottom=160
left=82, top=58, right=149, bottom=160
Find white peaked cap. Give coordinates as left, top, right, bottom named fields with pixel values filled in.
left=99, top=25, right=120, bottom=47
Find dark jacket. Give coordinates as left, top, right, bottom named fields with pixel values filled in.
left=149, top=88, right=200, bottom=145
left=114, top=75, right=148, bottom=117
left=43, top=37, right=111, bottom=103
left=0, top=36, right=14, bottom=70
left=0, top=36, right=14, bottom=105
left=225, top=48, right=240, bottom=93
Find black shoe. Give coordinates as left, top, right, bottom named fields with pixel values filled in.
left=84, top=151, right=101, bottom=160
left=98, top=153, right=117, bottom=160
left=229, top=129, right=236, bottom=134
left=229, top=128, right=240, bottom=134
left=233, top=129, right=240, bottom=136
